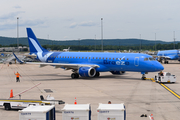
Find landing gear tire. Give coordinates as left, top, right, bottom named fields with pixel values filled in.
left=95, top=72, right=100, bottom=77
left=141, top=74, right=146, bottom=80
left=141, top=77, right=146, bottom=80
left=71, top=73, right=79, bottom=79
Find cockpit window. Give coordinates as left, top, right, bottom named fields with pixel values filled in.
left=144, top=58, right=148, bottom=61
left=149, top=57, right=155, bottom=61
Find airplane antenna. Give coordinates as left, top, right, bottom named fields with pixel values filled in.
left=101, top=18, right=103, bottom=52
left=173, top=31, right=176, bottom=49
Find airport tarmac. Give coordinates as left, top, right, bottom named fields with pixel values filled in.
left=0, top=62, right=180, bottom=120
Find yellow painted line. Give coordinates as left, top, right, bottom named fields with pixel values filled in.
left=160, top=83, right=180, bottom=99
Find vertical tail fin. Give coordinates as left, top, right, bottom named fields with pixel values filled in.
left=26, top=28, right=48, bottom=53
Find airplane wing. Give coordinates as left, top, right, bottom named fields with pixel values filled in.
left=158, top=56, right=171, bottom=59
left=26, top=62, right=100, bottom=70
left=13, top=53, right=24, bottom=64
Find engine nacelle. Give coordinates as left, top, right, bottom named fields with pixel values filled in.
left=79, top=67, right=96, bottom=77
left=110, top=71, right=126, bottom=75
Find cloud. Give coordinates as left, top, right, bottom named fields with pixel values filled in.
left=69, top=21, right=96, bottom=28
left=0, top=19, right=45, bottom=31
left=79, top=21, right=96, bottom=27
left=14, top=5, right=21, bottom=9
left=0, top=11, right=24, bottom=20
left=69, top=22, right=78, bottom=28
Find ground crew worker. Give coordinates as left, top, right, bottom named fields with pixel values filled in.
left=159, top=71, right=163, bottom=76
left=14, top=72, right=21, bottom=82
left=108, top=101, right=111, bottom=104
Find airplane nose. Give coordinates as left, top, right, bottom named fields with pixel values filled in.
left=158, top=64, right=164, bottom=71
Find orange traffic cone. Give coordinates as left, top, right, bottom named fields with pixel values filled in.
left=74, top=97, right=77, bottom=104
left=10, top=89, right=13, bottom=98
left=149, top=114, right=154, bottom=120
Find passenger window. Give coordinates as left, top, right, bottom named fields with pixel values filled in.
left=116, top=58, right=118, bottom=60
left=123, top=58, right=125, bottom=60
left=79, top=57, right=80, bottom=59
left=86, top=57, right=87, bottom=59
left=103, top=57, right=104, bottom=59
left=106, top=58, right=108, bottom=60
left=113, top=58, right=114, bottom=60
left=76, top=57, right=77, bottom=59
left=96, top=57, right=98, bottom=59
left=54, top=56, right=56, bottom=58
left=65, top=56, right=66, bottom=58
left=70, top=57, right=72, bottom=58
left=82, top=57, right=84, bottom=59
left=73, top=57, right=74, bottom=59
left=51, top=56, right=53, bottom=58
left=119, top=58, right=121, bottom=60
left=89, top=57, right=90, bottom=59
left=109, top=58, right=111, bottom=60
left=93, top=57, right=94, bottom=59
left=127, top=58, right=129, bottom=60
left=68, top=57, right=69, bottom=58
left=99, top=57, right=101, bottom=59
left=60, top=56, right=61, bottom=58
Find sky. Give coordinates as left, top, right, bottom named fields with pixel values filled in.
left=0, top=0, right=180, bottom=42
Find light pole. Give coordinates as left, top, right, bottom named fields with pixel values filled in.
left=173, top=31, right=176, bottom=49
left=17, top=17, right=19, bottom=48
left=139, top=34, right=141, bottom=51
left=95, top=35, right=96, bottom=51
left=101, top=18, right=103, bottom=52
left=155, top=33, right=156, bottom=51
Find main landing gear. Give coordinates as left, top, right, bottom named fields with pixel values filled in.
left=71, top=73, right=79, bottom=79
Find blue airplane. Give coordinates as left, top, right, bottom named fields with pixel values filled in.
left=25, top=28, right=164, bottom=80
left=156, top=49, right=180, bottom=64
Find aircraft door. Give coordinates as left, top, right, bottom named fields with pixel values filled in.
left=134, top=57, right=139, bottom=66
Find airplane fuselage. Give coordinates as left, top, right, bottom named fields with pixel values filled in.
left=35, top=51, right=163, bottom=73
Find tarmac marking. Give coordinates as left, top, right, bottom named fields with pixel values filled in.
left=160, top=83, right=180, bottom=99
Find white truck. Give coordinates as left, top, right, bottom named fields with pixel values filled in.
left=0, top=95, right=65, bottom=110
left=155, top=72, right=176, bottom=83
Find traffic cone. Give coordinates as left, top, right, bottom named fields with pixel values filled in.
left=10, top=89, right=13, bottom=98
left=149, top=114, right=154, bottom=120
left=74, top=97, right=77, bottom=104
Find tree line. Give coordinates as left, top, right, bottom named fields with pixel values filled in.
left=1, top=43, right=180, bottom=51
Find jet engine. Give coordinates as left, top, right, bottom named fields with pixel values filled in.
left=110, top=71, right=126, bottom=75
left=78, top=67, right=96, bottom=77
